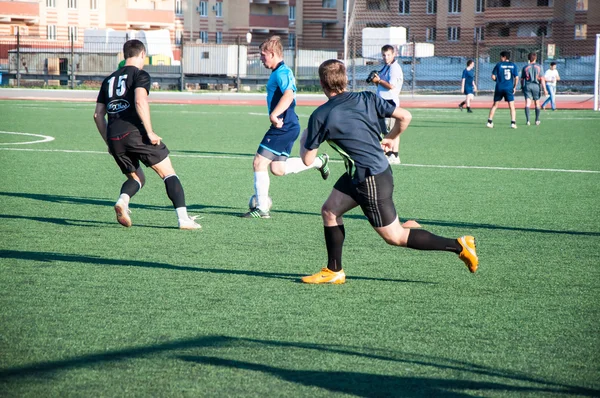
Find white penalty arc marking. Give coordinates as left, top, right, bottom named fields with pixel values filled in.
left=0, top=146, right=599, bottom=174
left=0, top=131, right=55, bottom=145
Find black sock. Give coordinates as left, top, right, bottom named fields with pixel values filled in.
left=525, top=107, right=530, bottom=122
left=488, top=118, right=493, bottom=123
left=511, top=120, right=516, bottom=125
left=406, top=229, right=461, bottom=253
left=324, top=225, right=345, bottom=272
left=535, top=107, right=540, bottom=121
left=467, top=107, right=471, bottom=111
left=385, top=151, right=393, bottom=157
left=459, top=101, right=465, bottom=107
left=392, top=152, right=399, bottom=157
left=164, top=175, right=186, bottom=208
left=120, top=178, right=141, bottom=198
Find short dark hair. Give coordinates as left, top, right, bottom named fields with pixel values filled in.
left=550, top=62, right=557, bottom=66
left=319, top=59, right=347, bottom=94
left=500, top=51, right=511, bottom=60
left=381, top=44, right=395, bottom=53
left=123, top=39, right=146, bottom=59
left=528, top=52, right=537, bottom=62
left=466, top=60, right=474, bottom=67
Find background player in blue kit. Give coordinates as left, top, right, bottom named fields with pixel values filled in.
left=520, top=52, right=547, bottom=126
left=458, top=60, right=477, bottom=113
left=94, top=40, right=200, bottom=230
left=299, top=60, right=478, bottom=284
left=487, top=51, right=519, bottom=129
left=242, top=36, right=330, bottom=219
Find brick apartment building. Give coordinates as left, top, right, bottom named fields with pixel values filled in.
left=0, top=0, right=598, bottom=59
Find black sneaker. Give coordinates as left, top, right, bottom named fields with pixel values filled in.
left=241, top=208, right=271, bottom=219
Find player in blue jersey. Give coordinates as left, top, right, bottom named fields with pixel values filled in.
left=487, top=51, right=519, bottom=129
left=458, top=60, right=477, bottom=113
left=242, top=36, right=330, bottom=219
left=520, top=52, right=547, bottom=126
left=299, top=59, right=478, bottom=284
left=94, top=40, right=200, bottom=230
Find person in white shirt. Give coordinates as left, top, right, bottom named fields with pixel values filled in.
left=542, top=62, right=560, bottom=111
left=370, top=44, right=403, bottom=165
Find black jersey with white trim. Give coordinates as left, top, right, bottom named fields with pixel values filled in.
left=96, top=66, right=151, bottom=139
left=304, top=91, right=395, bottom=183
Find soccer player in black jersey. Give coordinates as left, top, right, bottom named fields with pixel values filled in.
left=93, top=39, right=200, bottom=230
left=299, top=60, right=478, bottom=284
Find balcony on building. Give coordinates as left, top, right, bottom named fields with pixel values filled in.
left=250, top=0, right=289, bottom=4
left=0, top=0, right=39, bottom=24
left=484, top=2, right=554, bottom=23
left=126, top=9, right=175, bottom=30
left=249, top=14, right=289, bottom=33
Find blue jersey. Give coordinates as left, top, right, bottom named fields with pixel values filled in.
left=462, top=68, right=475, bottom=93
left=266, top=61, right=298, bottom=131
left=305, top=91, right=396, bottom=183
left=492, top=61, right=518, bottom=91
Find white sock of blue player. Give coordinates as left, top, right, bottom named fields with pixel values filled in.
left=283, top=157, right=323, bottom=175
left=254, top=171, right=271, bottom=211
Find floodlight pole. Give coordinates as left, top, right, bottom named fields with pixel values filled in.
left=343, top=0, right=350, bottom=64
left=236, top=35, right=241, bottom=91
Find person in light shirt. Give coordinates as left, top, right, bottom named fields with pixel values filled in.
left=541, top=62, right=560, bottom=111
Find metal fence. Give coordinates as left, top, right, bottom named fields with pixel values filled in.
left=0, top=34, right=596, bottom=94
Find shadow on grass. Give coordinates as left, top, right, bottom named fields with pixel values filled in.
left=172, top=149, right=254, bottom=158
left=0, top=250, right=434, bottom=284
left=0, top=335, right=597, bottom=397
left=3, top=191, right=598, bottom=237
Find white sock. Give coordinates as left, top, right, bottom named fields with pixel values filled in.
left=254, top=171, right=270, bottom=211
left=176, top=207, right=189, bottom=220
left=117, top=194, right=130, bottom=206
left=284, top=157, right=322, bottom=175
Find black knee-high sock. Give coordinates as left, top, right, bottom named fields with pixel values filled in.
left=164, top=175, right=186, bottom=208
left=525, top=107, right=530, bottom=122
left=535, top=107, right=540, bottom=121
left=324, top=225, right=345, bottom=272
left=120, top=178, right=141, bottom=198
left=406, top=229, right=461, bottom=253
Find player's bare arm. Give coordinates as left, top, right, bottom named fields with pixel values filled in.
left=93, top=103, right=108, bottom=145
left=269, top=89, right=294, bottom=128
left=134, top=86, right=161, bottom=145
left=299, top=129, right=318, bottom=166
left=381, top=108, right=412, bottom=151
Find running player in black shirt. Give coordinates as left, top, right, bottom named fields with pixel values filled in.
left=299, top=59, right=478, bottom=284
left=93, top=39, right=200, bottom=229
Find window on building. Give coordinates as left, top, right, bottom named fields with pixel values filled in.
left=475, top=0, right=484, bottom=12
left=367, top=0, right=388, bottom=10
left=474, top=26, right=484, bottom=41
left=322, top=0, right=336, bottom=8
left=426, top=27, right=436, bottom=42
left=289, top=5, right=296, bottom=20
left=68, top=26, right=78, bottom=41
left=576, top=0, right=588, bottom=11
left=322, top=24, right=327, bottom=38
left=575, top=24, right=587, bottom=39
left=399, top=0, right=409, bottom=14
left=47, top=25, right=56, bottom=40
left=215, top=2, right=222, bottom=17
left=175, top=30, right=183, bottom=45
left=448, top=0, right=460, bottom=13
left=175, top=0, right=183, bottom=15
left=289, top=33, right=296, bottom=49
left=267, top=7, right=273, bottom=15
left=488, top=0, right=510, bottom=6
left=90, top=0, right=97, bottom=10
left=46, top=0, right=55, bottom=7
left=426, top=0, right=436, bottom=14
left=68, top=0, right=77, bottom=8
left=447, top=26, right=460, bottom=41
left=537, top=0, right=550, bottom=6
left=216, top=31, right=222, bottom=43
left=499, top=27, right=510, bottom=37
left=199, top=1, right=207, bottom=17
left=199, top=31, right=208, bottom=43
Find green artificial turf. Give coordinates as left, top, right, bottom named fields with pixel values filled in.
left=1, top=100, right=599, bottom=397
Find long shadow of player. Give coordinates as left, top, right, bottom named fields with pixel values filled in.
left=0, top=250, right=436, bottom=285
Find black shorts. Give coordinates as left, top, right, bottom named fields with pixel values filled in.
left=333, top=167, right=398, bottom=228
left=108, top=131, right=170, bottom=174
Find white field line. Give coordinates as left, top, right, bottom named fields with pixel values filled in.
left=1, top=146, right=598, bottom=174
